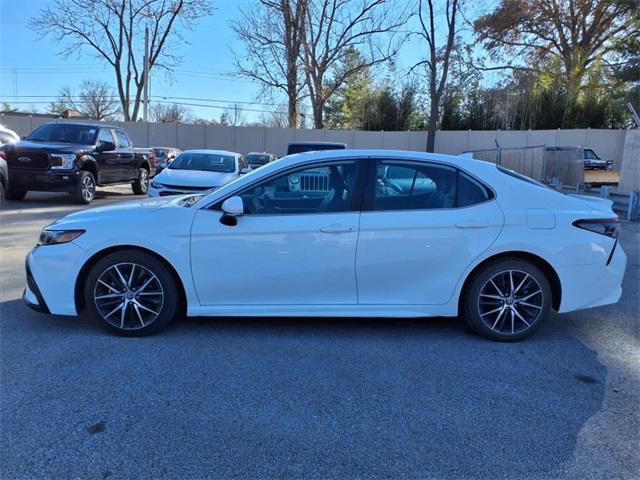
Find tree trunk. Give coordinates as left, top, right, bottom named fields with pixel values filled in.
left=426, top=97, right=439, bottom=152
left=312, top=98, right=323, bottom=129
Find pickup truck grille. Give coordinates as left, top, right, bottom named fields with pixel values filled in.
left=300, top=173, right=329, bottom=192
left=5, top=149, right=50, bottom=171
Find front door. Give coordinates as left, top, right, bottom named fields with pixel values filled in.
left=190, top=160, right=363, bottom=306
left=95, top=128, right=119, bottom=183
left=356, top=159, right=504, bottom=305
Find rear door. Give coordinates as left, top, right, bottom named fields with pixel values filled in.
left=114, top=129, right=136, bottom=181
left=356, top=158, right=504, bottom=305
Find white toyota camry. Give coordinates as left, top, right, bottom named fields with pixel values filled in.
left=24, top=150, right=626, bottom=341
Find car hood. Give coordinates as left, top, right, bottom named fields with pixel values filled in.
left=154, top=168, right=237, bottom=188
left=47, top=195, right=195, bottom=229
left=9, top=140, right=92, bottom=153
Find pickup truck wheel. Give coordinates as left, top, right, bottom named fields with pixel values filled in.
left=5, top=188, right=27, bottom=201
left=72, top=171, right=96, bottom=204
left=132, top=168, right=149, bottom=195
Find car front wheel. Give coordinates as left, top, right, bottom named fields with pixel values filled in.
left=72, top=171, right=96, bottom=204
left=84, top=250, right=178, bottom=336
left=463, top=259, right=552, bottom=341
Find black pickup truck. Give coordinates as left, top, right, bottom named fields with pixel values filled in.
left=1, top=122, right=155, bottom=204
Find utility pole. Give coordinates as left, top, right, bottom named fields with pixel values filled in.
left=143, top=26, right=150, bottom=122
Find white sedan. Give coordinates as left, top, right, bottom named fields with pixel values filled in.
left=24, top=150, right=626, bottom=341
left=148, top=149, right=249, bottom=197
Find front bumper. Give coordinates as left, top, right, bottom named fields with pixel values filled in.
left=9, top=169, right=80, bottom=192
left=23, top=260, right=50, bottom=314
left=24, top=242, right=91, bottom=316
left=148, top=185, right=217, bottom=197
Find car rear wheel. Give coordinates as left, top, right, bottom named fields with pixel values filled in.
left=84, top=250, right=178, bottom=336
left=72, top=171, right=96, bottom=204
left=132, top=168, right=149, bottom=195
left=463, top=259, right=552, bottom=341
left=5, top=188, right=27, bottom=201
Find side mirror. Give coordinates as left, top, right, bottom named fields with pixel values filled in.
left=221, top=196, right=244, bottom=216
left=239, top=167, right=251, bottom=175
left=97, top=141, right=115, bottom=152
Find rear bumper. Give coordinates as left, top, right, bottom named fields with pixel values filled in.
left=556, top=243, right=627, bottom=312
left=9, top=169, right=80, bottom=192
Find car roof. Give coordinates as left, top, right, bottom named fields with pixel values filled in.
left=41, top=121, right=122, bottom=130
left=181, top=149, right=238, bottom=156
left=264, top=149, right=497, bottom=174
left=287, top=141, right=346, bottom=146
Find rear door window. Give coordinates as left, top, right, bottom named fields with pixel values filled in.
left=114, top=130, right=131, bottom=148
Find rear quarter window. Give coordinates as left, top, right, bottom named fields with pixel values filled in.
left=457, top=171, right=492, bottom=207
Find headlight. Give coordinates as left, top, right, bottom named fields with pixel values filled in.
left=38, top=229, right=85, bottom=246
left=150, top=181, right=164, bottom=189
left=50, top=153, right=76, bottom=170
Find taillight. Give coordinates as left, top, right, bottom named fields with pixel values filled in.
left=573, top=218, right=620, bottom=238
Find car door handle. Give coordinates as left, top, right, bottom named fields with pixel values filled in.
left=320, top=225, right=354, bottom=233
left=455, top=221, right=489, bottom=229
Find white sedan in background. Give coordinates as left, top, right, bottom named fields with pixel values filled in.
left=148, top=149, right=250, bottom=197
left=24, top=150, right=626, bottom=341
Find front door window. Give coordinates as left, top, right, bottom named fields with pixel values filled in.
left=237, top=161, right=359, bottom=215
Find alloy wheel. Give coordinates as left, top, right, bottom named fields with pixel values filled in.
left=93, top=262, right=164, bottom=330
left=477, top=269, right=544, bottom=335
left=82, top=175, right=95, bottom=202
left=140, top=170, right=149, bottom=192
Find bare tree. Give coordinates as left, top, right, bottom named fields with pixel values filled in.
left=150, top=103, right=193, bottom=123
left=413, top=0, right=462, bottom=152
left=220, top=104, right=246, bottom=126
left=233, top=0, right=308, bottom=128
left=474, top=0, right=638, bottom=109
left=52, top=80, right=121, bottom=120
left=31, top=0, right=213, bottom=122
left=301, top=0, right=405, bottom=129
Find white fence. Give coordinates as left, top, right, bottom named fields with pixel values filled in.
left=1, top=113, right=634, bottom=181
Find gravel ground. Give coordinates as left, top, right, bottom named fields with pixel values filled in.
left=1, top=188, right=638, bottom=479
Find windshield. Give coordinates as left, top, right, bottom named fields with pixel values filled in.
left=27, top=123, right=99, bottom=144
left=246, top=154, right=271, bottom=165
left=287, top=143, right=345, bottom=155
left=169, top=152, right=236, bottom=173
left=154, top=148, right=168, bottom=159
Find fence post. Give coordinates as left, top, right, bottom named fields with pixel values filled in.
left=629, top=191, right=639, bottom=222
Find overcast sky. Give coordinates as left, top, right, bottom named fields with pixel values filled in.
left=0, top=0, right=489, bottom=123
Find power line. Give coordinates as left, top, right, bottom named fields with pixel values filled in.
left=0, top=94, right=287, bottom=108
left=1, top=99, right=288, bottom=115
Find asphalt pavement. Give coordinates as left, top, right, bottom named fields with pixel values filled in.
left=1, top=188, right=638, bottom=479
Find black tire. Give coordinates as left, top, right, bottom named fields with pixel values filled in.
left=72, top=170, right=96, bottom=204
left=84, top=250, right=179, bottom=336
left=132, top=168, right=149, bottom=195
left=462, top=259, right=552, bottom=342
left=0, top=181, right=4, bottom=205
left=5, top=188, right=27, bottom=201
